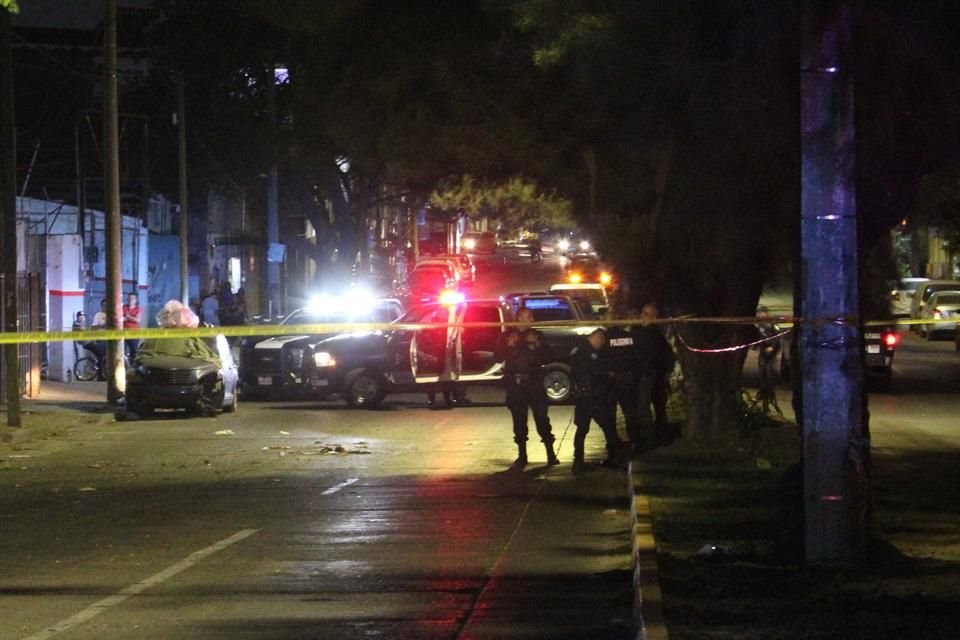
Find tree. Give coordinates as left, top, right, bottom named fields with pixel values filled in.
left=430, top=174, right=574, bottom=233
left=913, top=168, right=960, bottom=274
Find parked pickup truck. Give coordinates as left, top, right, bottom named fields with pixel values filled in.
left=239, top=296, right=404, bottom=397
left=304, top=296, right=600, bottom=408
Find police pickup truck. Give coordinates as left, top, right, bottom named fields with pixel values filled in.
left=239, top=295, right=404, bottom=397
left=304, top=295, right=600, bottom=408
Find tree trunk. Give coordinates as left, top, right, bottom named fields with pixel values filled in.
left=677, top=324, right=750, bottom=442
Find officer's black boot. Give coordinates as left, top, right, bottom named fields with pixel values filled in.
left=572, top=448, right=585, bottom=472
left=601, top=443, right=622, bottom=469
left=572, top=430, right=587, bottom=472
left=544, top=440, right=560, bottom=466
left=514, top=441, right=528, bottom=467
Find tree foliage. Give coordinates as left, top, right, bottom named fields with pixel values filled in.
left=914, top=168, right=960, bottom=258
left=430, top=175, right=574, bottom=232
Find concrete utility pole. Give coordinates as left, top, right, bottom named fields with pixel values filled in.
left=800, top=0, right=868, bottom=566
left=103, top=0, right=125, bottom=403
left=177, top=76, right=189, bottom=304
left=1, top=4, right=21, bottom=426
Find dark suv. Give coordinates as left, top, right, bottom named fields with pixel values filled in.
left=305, top=297, right=599, bottom=408
left=239, top=298, right=403, bottom=397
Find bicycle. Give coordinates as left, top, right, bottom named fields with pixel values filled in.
left=73, top=342, right=130, bottom=382
left=73, top=342, right=105, bottom=381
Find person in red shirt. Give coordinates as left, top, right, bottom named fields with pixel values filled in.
left=122, top=293, right=142, bottom=360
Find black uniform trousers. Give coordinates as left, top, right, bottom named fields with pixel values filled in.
left=573, top=393, right=620, bottom=456
left=505, top=378, right=554, bottom=445
left=614, top=376, right=641, bottom=445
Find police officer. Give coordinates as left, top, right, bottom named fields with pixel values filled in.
left=603, top=307, right=643, bottom=452
left=570, top=328, right=622, bottom=470
left=633, top=304, right=671, bottom=450
left=496, top=307, right=559, bottom=467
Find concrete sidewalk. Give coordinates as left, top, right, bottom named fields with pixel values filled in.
left=1, top=380, right=114, bottom=445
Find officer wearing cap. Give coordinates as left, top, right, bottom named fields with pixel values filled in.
left=495, top=307, right=559, bottom=467
left=570, top=327, right=622, bottom=470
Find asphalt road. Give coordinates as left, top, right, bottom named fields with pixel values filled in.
left=3, top=253, right=957, bottom=638
left=1, top=251, right=638, bottom=640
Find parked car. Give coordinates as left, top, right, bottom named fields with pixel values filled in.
left=917, top=290, right=960, bottom=340
left=239, top=297, right=404, bottom=397
left=435, top=254, right=477, bottom=285
left=124, top=334, right=239, bottom=417
left=890, top=277, right=928, bottom=318
left=460, top=231, right=497, bottom=255
left=304, top=297, right=600, bottom=408
left=910, top=280, right=960, bottom=332
left=416, top=257, right=469, bottom=286
left=564, top=254, right=604, bottom=282
left=512, top=237, right=542, bottom=262
left=407, top=266, right=458, bottom=304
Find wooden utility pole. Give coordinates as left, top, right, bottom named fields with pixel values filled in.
left=177, top=76, right=189, bottom=304
left=800, top=0, right=868, bottom=566
left=1, top=4, right=21, bottom=426
left=103, top=0, right=124, bottom=403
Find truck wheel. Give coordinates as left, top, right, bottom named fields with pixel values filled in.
left=345, top=370, right=386, bottom=408
left=542, top=364, right=572, bottom=404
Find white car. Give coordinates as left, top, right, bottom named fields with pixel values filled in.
left=549, top=283, right=610, bottom=317
left=890, top=277, right=928, bottom=318
left=911, top=280, right=960, bottom=330
left=918, top=290, right=960, bottom=340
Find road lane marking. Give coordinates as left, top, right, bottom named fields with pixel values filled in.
left=321, top=477, right=359, bottom=495
left=21, top=528, right=260, bottom=640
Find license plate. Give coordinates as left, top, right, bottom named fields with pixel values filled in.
left=865, top=333, right=881, bottom=339
left=866, top=345, right=880, bottom=354
left=257, top=376, right=273, bottom=385
left=312, top=379, right=329, bottom=387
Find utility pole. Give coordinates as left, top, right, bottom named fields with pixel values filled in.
left=265, top=61, right=280, bottom=317
left=800, top=0, right=868, bottom=566
left=1, top=3, right=21, bottom=426
left=103, top=0, right=124, bottom=403
left=177, top=75, right=189, bottom=304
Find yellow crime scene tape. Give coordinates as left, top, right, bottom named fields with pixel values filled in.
left=0, top=315, right=948, bottom=345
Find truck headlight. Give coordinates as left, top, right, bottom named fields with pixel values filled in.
left=314, top=352, right=337, bottom=367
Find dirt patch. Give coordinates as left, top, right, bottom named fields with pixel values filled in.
left=634, top=417, right=960, bottom=639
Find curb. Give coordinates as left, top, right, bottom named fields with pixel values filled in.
left=629, top=459, right=669, bottom=640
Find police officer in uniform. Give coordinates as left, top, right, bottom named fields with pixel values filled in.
left=570, top=328, right=622, bottom=470
left=634, top=304, right=670, bottom=450
left=603, top=308, right=643, bottom=453
left=496, top=307, right=559, bottom=467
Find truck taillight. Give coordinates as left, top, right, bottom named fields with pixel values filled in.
left=882, top=331, right=900, bottom=348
